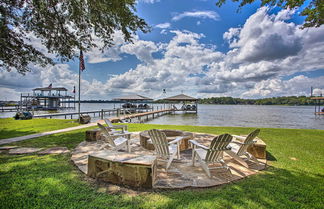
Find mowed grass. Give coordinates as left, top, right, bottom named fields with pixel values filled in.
left=0, top=122, right=324, bottom=208
left=0, top=118, right=79, bottom=139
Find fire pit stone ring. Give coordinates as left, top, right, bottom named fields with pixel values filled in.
left=139, top=129, right=194, bottom=151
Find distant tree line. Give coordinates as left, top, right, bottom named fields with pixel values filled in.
left=199, top=96, right=316, bottom=105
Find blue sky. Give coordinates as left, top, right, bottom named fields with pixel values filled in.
left=0, top=0, right=323, bottom=100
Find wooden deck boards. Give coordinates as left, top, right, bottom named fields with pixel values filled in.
left=110, top=109, right=173, bottom=122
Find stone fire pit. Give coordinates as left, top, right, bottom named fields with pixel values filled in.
left=139, top=129, right=194, bottom=151
left=71, top=131, right=267, bottom=190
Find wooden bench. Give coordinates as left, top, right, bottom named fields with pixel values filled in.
left=87, top=150, right=157, bottom=188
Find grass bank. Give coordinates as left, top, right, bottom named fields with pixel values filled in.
left=0, top=121, right=324, bottom=208
left=0, top=118, right=79, bottom=139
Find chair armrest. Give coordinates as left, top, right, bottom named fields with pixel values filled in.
left=110, top=133, right=131, bottom=138
left=112, top=125, right=127, bottom=129
left=189, top=140, right=208, bottom=150
left=231, top=141, right=244, bottom=145
left=231, top=140, right=256, bottom=145
left=232, top=135, right=246, bottom=141
left=110, top=130, right=124, bottom=134
left=168, top=136, right=184, bottom=145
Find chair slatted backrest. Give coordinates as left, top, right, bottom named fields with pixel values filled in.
left=104, top=119, right=114, bottom=128
left=148, top=129, right=170, bottom=157
left=205, top=134, right=232, bottom=163
left=97, top=123, right=116, bottom=147
left=237, top=129, right=260, bottom=156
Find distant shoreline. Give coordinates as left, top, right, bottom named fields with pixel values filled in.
left=1, top=95, right=320, bottom=106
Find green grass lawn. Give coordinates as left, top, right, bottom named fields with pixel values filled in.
left=0, top=118, right=79, bottom=139
left=0, top=122, right=324, bottom=208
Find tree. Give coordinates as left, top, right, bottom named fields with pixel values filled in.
left=0, top=0, right=149, bottom=74
left=216, top=0, right=323, bottom=28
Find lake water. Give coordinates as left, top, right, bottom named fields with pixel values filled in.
left=1, top=103, right=323, bottom=130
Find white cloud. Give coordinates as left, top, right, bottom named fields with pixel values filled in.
left=120, top=40, right=159, bottom=64
left=243, top=75, right=324, bottom=97
left=0, top=87, right=20, bottom=101
left=2, top=7, right=324, bottom=100
left=138, top=0, right=160, bottom=3
left=86, top=31, right=125, bottom=64
left=172, top=10, right=220, bottom=21
left=226, top=7, right=303, bottom=63
left=155, top=22, right=171, bottom=29
left=160, top=29, right=168, bottom=35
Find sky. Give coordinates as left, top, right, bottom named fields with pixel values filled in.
left=1, top=0, right=324, bottom=101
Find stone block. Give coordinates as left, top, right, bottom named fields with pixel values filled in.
left=38, top=147, right=70, bottom=155
left=88, top=150, right=157, bottom=188
left=139, top=129, right=194, bottom=151
left=85, top=128, right=102, bottom=141
left=248, top=138, right=267, bottom=159
left=9, top=147, right=42, bottom=154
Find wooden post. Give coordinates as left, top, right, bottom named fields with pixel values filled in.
left=101, top=109, right=104, bottom=119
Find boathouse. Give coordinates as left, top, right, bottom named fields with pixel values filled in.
left=20, top=86, right=75, bottom=110
left=163, top=94, right=198, bottom=113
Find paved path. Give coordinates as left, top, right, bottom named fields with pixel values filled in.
left=0, top=121, right=103, bottom=146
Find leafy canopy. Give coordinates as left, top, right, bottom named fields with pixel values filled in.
left=0, top=0, right=149, bottom=74
left=216, top=0, right=324, bottom=28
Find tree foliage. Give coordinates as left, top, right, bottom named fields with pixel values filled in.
left=0, top=0, right=149, bottom=74
left=216, top=0, right=324, bottom=28
left=199, top=96, right=316, bottom=105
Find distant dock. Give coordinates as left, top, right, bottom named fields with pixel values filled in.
left=31, top=107, right=173, bottom=122
left=311, top=97, right=324, bottom=115
left=109, top=108, right=173, bottom=123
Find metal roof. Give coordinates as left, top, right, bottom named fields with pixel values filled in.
left=163, top=94, right=197, bottom=101
left=33, top=87, right=68, bottom=91
left=114, top=94, right=153, bottom=101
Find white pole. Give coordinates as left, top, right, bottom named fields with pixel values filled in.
left=78, top=66, right=81, bottom=122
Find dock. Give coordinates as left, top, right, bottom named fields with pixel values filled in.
left=30, top=106, right=173, bottom=122
left=109, top=109, right=174, bottom=123
left=311, top=96, right=324, bottom=115
left=1, top=106, right=22, bottom=112
left=33, top=109, right=117, bottom=119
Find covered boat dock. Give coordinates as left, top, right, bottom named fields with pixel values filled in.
left=163, top=94, right=198, bottom=113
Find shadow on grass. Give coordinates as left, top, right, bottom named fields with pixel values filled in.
left=8, top=130, right=88, bottom=149
left=143, top=167, right=323, bottom=209
left=0, top=153, right=323, bottom=209
left=0, top=154, right=133, bottom=208
left=0, top=129, right=38, bottom=140
left=266, top=151, right=277, bottom=161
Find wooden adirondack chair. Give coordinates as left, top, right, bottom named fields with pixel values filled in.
left=189, top=134, right=233, bottom=178
left=97, top=123, right=131, bottom=152
left=225, top=129, right=261, bottom=167
left=148, top=129, right=183, bottom=170
left=104, top=118, right=128, bottom=133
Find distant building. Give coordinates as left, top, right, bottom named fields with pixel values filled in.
left=20, top=86, right=75, bottom=110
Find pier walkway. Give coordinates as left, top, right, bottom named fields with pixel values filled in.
left=109, top=109, right=173, bottom=123
left=0, top=121, right=101, bottom=146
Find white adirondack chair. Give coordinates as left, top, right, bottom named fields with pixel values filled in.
left=97, top=123, right=130, bottom=152
left=104, top=118, right=128, bottom=133
left=190, top=134, right=233, bottom=178
left=148, top=129, right=183, bottom=170
left=225, top=129, right=261, bottom=167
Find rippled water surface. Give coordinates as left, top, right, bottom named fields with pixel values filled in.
left=147, top=104, right=324, bottom=130
left=1, top=104, right=323, bottom=130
